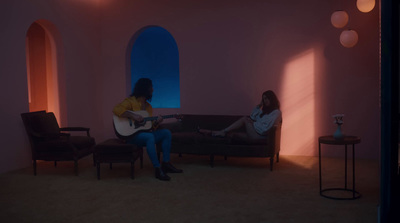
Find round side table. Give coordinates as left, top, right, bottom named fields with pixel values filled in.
left=318, top=135, right=361, bottom=200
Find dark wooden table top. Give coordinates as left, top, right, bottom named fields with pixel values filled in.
left=318, top=135, right=361, bottom=145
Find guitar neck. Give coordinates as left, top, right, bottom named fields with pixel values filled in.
left=144, top=114, right=175, bottom=122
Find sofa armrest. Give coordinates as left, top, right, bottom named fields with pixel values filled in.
left=266, top=124, right=282, bottom=153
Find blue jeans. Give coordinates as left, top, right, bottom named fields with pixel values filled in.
left=127, top=129, right=171, bottom=168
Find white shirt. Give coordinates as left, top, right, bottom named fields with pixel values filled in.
left=249, top=107, right=281, bottom=135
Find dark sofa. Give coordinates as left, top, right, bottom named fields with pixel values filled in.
left=159, top=114, right=282, bottom=171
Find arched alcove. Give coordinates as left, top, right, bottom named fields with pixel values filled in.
left=127, top=26, right=180, bottom=108
left=25, top=20, right=64, bottom=122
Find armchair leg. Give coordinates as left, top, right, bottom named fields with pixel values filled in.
left=33, top=160, right=37, bottom=176
left=276, top=152, right=280, bottom=163
left=270, top=157, right=274, bottom=171
left=54, top=161, right=57, bottom=167
left=210, top=155, right=214, bottom=168
left=97, top=162, right=100, bottom=180
left=109, top=163, right=112, bottom=170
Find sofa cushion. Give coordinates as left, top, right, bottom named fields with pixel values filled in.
left=229, top=132, right=268, bottom=145
left=171, top=132, right=204, bottom=144
left=200, top=135, right=231, bottom=144
left=172, top=132, right=234, bottom=145
left=172, top=131, right=267, bottom=145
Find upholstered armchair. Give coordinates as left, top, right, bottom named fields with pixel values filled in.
left=21, top=111, right=96, bottom=175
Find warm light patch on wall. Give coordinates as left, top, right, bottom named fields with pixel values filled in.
left=280, top=50, right=315, bottom=157
left=26, top=21, right=60, bottom=121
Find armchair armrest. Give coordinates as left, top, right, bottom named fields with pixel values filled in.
left=60, top=127, right=91, bottom=137
left=31, top=132, right=71, bottom=140
left=59, top=132, right=71, bottom=138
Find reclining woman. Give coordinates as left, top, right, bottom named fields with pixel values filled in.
left=199, top=90, right=281, bottom=139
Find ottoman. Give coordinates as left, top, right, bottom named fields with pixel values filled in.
left=94, top=138, right=143, bottom=179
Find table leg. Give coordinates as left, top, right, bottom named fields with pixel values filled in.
left=353, top=143, right=356, bottom=198
left=345, top=144, right=348, bottom=189
left=318, top=137, right=361, bottom=200
left=319, top=142, right=322, bottom=193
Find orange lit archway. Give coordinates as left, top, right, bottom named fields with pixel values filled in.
left=25, top=20, right=62, bottom=121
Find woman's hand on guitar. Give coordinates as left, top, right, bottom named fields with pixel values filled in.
left=156, top=115, right=163, bottom=124
left=125, top=111, right=144, bottom=123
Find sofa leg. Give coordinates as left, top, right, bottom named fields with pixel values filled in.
left=270, top=157, right=274, bottom=171
left=33, top=160, right=37, bottom=176
left=210, top=155, right=214, bottom=168
left=109, top=163, right=112, bottom=170
left=224, top=155, right=227, bottom=160
left=74, top=160, right=78, bottom=176
left=179, top=153, right=182, bottom=157
left=276, top=152, right=280, bottom=163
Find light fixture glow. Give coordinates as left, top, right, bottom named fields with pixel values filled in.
left=356, top=0, right=375, bottom=13
left=331, top=11, right=349, bottom=28
left=340, top=29, right=358, bottom=48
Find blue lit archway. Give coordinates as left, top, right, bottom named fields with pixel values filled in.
left=130, top=26, right=180, bottom=108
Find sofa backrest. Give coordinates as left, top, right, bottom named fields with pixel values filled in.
left=174, top=114, right=244, bottom=132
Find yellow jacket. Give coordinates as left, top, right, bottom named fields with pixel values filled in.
left=113, top=96, right=153, bottom=117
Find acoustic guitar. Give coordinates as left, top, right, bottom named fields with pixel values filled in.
left=113, top=110, right=181, bottom=139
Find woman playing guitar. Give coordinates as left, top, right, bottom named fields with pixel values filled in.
left=113, top=78, right=182, bottom=181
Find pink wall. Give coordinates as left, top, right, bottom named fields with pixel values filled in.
left=0, top=0, right=101, bottom=174
left=99, top=0, right=380, bottom=159
left=0, top=0, right=380, bottom=174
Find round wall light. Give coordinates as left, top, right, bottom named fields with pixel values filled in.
left=331, top=11, right=349, bottom=28
left=356, top=0, right=375, bottom=13
left=340, top=29, right=359, bottom=48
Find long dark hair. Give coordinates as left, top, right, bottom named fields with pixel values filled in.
left=261, top=90, right=280, bottom=116
left=131, top=78, right=153, bottom=101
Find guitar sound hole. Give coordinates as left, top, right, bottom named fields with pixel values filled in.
left=134, top=121, right=146, bottom=128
